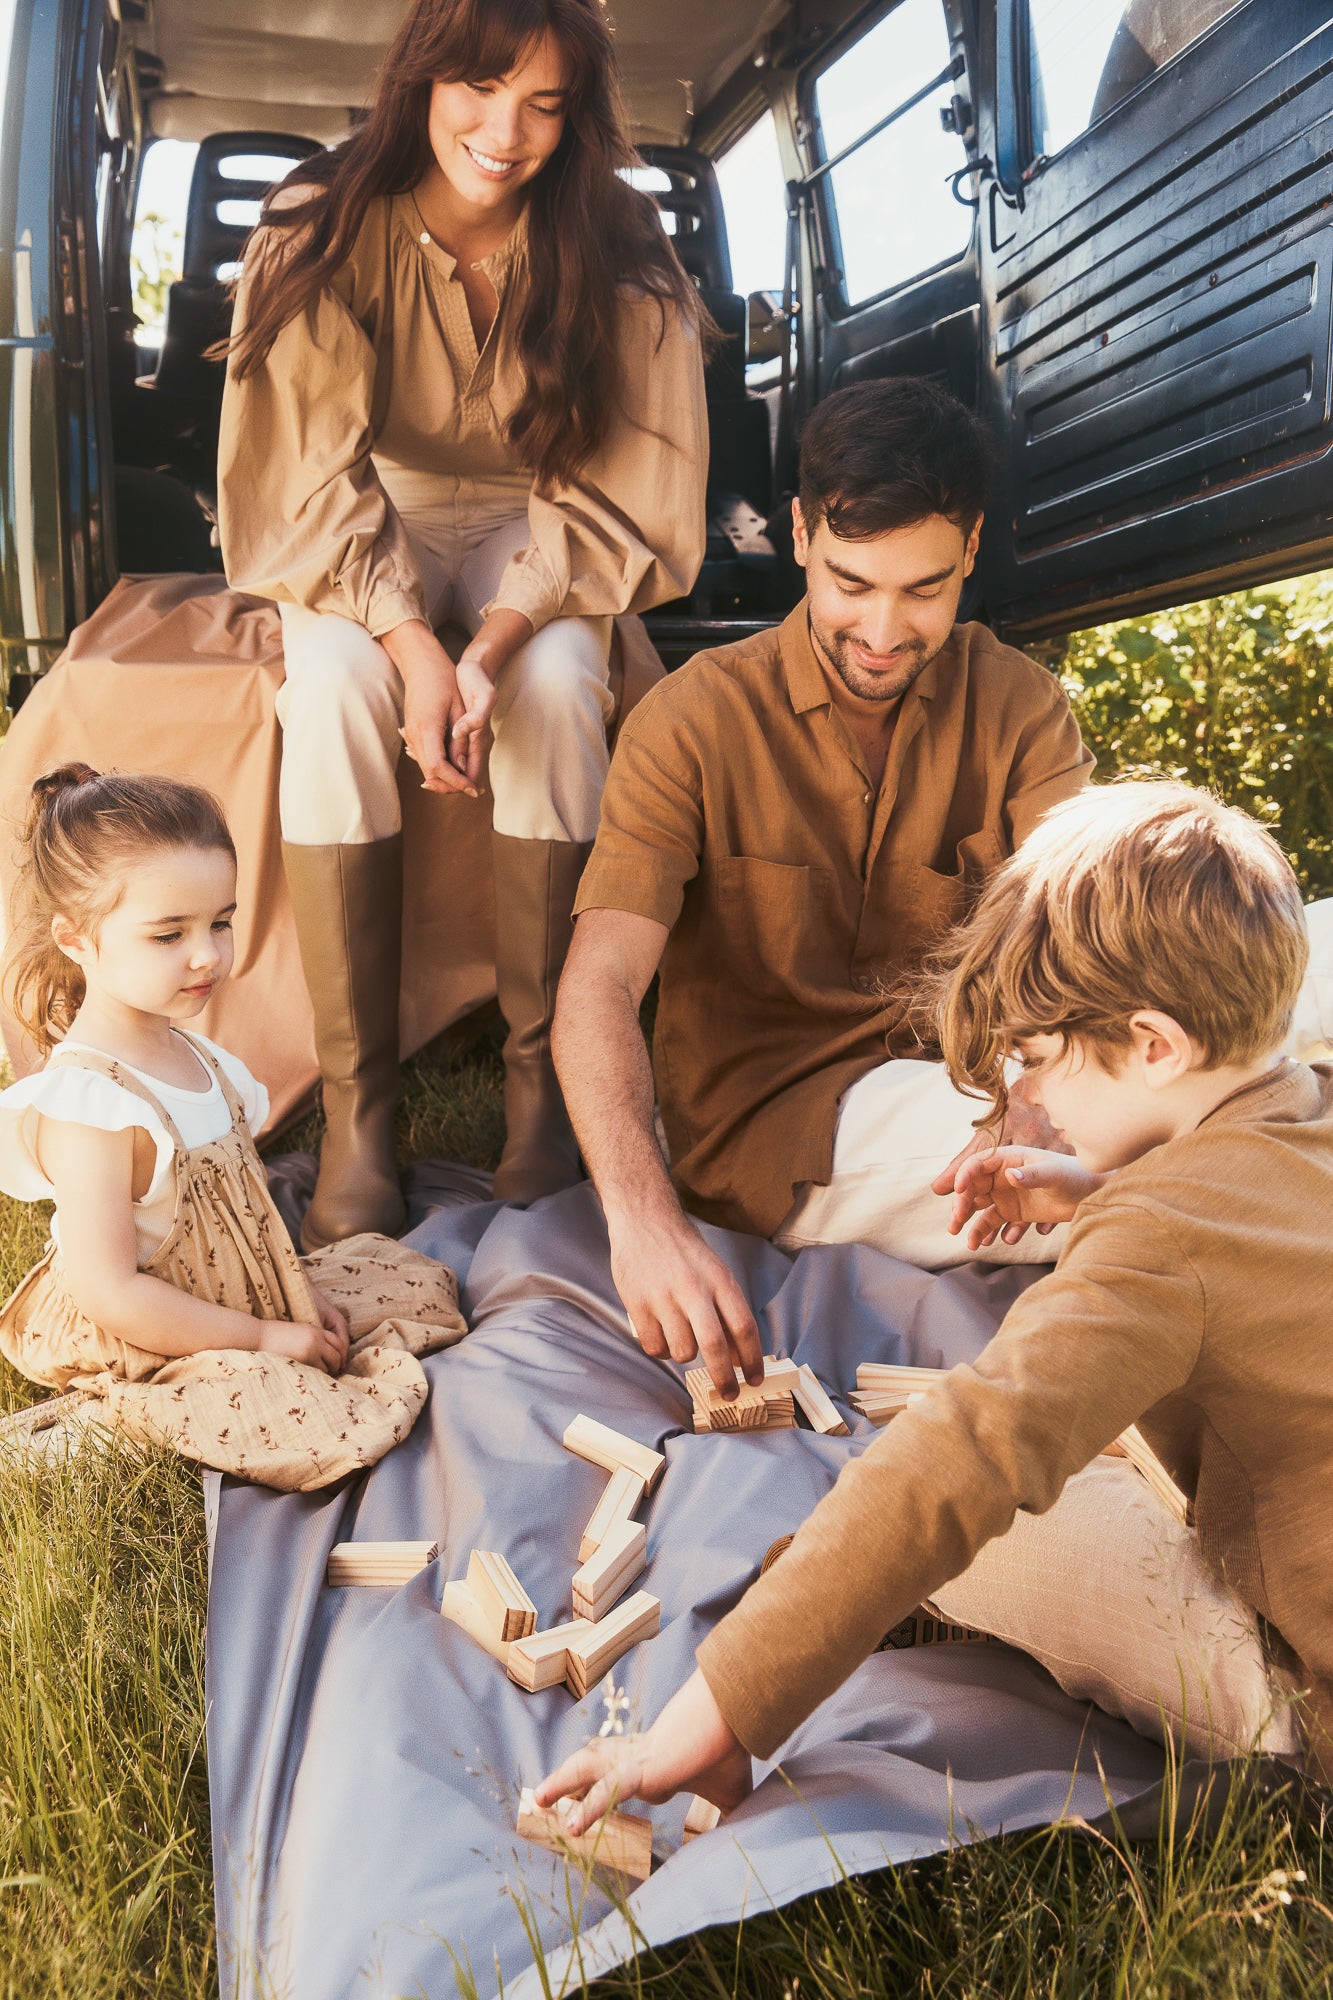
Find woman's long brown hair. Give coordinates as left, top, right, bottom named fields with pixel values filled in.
left=227, top=0, right=706, bottom=490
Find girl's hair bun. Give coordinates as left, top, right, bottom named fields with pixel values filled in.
left=28, top=764, right=101, bottom=828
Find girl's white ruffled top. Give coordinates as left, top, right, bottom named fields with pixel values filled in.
left=0, top=1032, right=269, bottom=1262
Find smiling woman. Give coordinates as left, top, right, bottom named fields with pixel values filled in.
left=216, top=0, right=710, bottom=1254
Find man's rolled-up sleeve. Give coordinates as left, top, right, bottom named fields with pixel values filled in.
left=1004, top=677, right=1095, bottom=848
left=574, top=677, right=707, bottom=931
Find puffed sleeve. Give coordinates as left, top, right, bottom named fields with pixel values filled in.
left=217, top=225, right=428, bottom=638
left=486, top=290, right=709, bottom=634
left=0, top=1069, right=175, bottom=1207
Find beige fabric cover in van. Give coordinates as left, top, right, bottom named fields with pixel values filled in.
left=0, top=574, right=661, bottom=1130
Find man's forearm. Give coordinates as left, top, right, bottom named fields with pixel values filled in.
left=553, top=969, right=680, bottom=1225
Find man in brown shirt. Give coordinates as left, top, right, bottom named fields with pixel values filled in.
left=537, top=784, right=1332, bottom=1826
left=553, top=380, right=1091, bottom=1392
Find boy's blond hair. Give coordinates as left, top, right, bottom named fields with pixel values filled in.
left=934, top=780, right=1308, bottom=1121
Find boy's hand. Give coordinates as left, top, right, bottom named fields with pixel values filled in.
left=256, top=1319, right=348, bottom=1373
left=945, top=1146, right=1107, bottom=1249
left=308, top=1283, right=351, bottom=1368
left=930, top=1071, right=1072, bottom=1202
left=535, top=1668, right=752, bottom=1832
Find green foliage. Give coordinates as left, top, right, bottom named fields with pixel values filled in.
left=1035, top=571, right=1333, bottom=898
left=130, top=210, right=185, bottom=341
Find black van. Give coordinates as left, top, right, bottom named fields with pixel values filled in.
left=3, top=0, right=1332, bottom=699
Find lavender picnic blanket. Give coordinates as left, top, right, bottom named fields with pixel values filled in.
left=205, top=1179, right=1186, bottom=1999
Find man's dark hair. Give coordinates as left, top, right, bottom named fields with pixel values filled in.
left=797, top=377, right=994, bottom=541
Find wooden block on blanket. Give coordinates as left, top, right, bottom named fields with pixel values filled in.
left=466, top=1549, right=537, bottom=1642
left=686, top=1369, right=797, bottom=1432
left=563, top=1414, right=665, bottom=1492
left=578, top=1463, right=647, bottom=1563
left=855, top=1362, right=949, bottom=1392
left=682, top=1795, right=723, bottom=1842
left=517, top=1787, right=652, bottom=1881
left=849, top=1389, right=921, bottom=1425
left=507, top=1620, right=596, bottom=1692
left=792, top=1365, right=849, bottom=1436
left=572, top=1517, right=646, bottom=1622
left=441, top=1580, right=512, bottom=1664
left=564, top=1590, right=660, bottom=1696
left=326, top=1540, right=438, bottom=1587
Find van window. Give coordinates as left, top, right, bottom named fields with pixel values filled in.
left=715, top=111, right=788, bottom=301
left=1026, top=0, right=1242, bottom=160
left=130, top=139, right=197, bottom=351
left=812, top=0, right=971, bottom=308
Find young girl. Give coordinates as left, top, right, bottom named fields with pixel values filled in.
left=218, top=0, right=710, bottom=1245
left=0, top=764, right=465, bottom=1489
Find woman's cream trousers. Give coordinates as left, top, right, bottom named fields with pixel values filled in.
left=276, top=472, right=614, bottom=846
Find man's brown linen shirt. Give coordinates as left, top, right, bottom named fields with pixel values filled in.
left=574, top=602, right=1093, bottom=1235
left=698, top=1062, right=1333, bottom=1762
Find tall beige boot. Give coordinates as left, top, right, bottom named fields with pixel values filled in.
left=491, top=833, right=591, bottom=1203
left=282, top=837, right=406, bottom=1250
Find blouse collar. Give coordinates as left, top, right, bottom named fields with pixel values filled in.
left=398, top=191, right=528, bottom=297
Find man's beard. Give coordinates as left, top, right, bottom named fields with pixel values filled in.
left=810, top=615, right=935, bottom=703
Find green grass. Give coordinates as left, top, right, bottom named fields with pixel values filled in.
left=1, top=1033, right=1331, bottom=1998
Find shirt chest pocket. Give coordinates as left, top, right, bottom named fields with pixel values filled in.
left=714, top=856, right=839, bottom=1001
left=910, top=827, right=1007, bottom=942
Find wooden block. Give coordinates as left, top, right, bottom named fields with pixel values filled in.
left=855, top=1363, right=948, bottom=1391
left=1111, top=1424, right=1191, bottom=1525
left=326, top=1540, right=439, bottom=1586
left=682, top=1795, right=722, bottom=1842
left=686, top=1360, right=798, bottom=1409
left=564, top=1590, right=660, bottom=1696
left=572, top=1518, right=647, bottom=1622
left=507, top=1620, right=596, bottom=1692
left=516, top=1787, right=652, bottom=1881
left=579, top=1464, right=647, bottom=1563
left=466, top=1550, right=537, bottom=1642
left=441, top=1580, right=512, bottom=1664
left=849, top=1390, right=920, bottom=1426
left=687, top=1373, right=796, bottom=1432
left=792, top=1365, right=849, bottom=1436
left=563, top=1414, right=666, bottom=1492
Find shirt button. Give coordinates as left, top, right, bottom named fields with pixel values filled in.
left=420, top=230, right=430, bottom=245
left=863, top=792, right=872, bottom=805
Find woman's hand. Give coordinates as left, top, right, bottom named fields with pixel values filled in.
left=382, top=620, right=481, bottom=798
left=256, top=1318, right=349, bottom=1373
left=944, top=1145, right=1108, bottom=1249
left=535, top=1668, right=753, bottom=1832
left=448, top=609, right=533, bottom=788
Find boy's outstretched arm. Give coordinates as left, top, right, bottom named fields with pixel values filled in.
left=536, top=1202, right=1204, bottom=1811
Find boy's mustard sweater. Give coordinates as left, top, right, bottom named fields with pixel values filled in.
left=699, top=1060, right=1333, bottom=1760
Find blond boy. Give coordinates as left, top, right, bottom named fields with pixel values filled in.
left=539, top=781, right=1331, bottom=1826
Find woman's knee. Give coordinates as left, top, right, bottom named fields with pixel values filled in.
left=278, top=616, right=401, bottom=734
left=495, top=621, right=613, bottom=736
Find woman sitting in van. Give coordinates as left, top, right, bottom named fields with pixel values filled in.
left=217, top=0, right=708, bottom=1248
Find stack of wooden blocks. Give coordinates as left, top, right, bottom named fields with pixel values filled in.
left=688, top=1356, right=849, bottom=1436
left=849, top=1361, right=949, bottom=1425
left=326, top=1541, right=438, bottom=1587
left=439, top=1414, right=666, bottom=1703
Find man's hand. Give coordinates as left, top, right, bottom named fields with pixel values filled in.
left=945, top=1145, right=1107, bottom=1249
left=535, top=1668, right=752, bottom=1832
left=607, top=1200, right=764, bottom=1396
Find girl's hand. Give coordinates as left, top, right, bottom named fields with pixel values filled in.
left=383, top=620, right=480, bottom=799
left=308, top=1282, right=351, bottom=1362
left=256, top=1319, right=348, bottom=1373
left=535, top=1669, right=752, bottom=1833
left=945, top=1145, right=1108, bottom=1249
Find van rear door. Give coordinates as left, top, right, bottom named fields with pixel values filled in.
left=978, top=0, right=1333, bottom=638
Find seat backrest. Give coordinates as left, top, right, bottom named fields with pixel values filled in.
left=151, top=132, right=322, bottom=401
left=635, top=145, right=733, bottom=292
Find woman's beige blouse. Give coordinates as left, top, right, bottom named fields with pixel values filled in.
left=217, top=193, right=709, bottom=638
